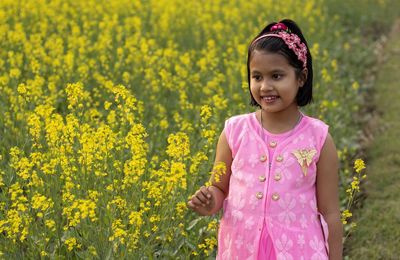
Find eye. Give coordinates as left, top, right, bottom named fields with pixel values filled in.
left=272, top=73, right=283, bottom=80
left=252, top=75, right=262, bottom=81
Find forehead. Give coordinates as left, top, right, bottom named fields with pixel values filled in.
left=249, top=50, right=291, bottom=72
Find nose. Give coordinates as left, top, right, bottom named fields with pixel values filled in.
left=260, top=80, right=273, bottom=91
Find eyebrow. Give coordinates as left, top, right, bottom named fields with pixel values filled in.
left=251, top=69, right=286, bottom=74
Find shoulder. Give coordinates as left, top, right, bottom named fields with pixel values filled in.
left=317, top=132, right=338, bottom=167
left=301, top=114, right=330, bottom=152
left=303, top=114, right=329, bottom=129
left=224, top=112, right=254, bottom=129
left=223, top=112, right=255, bottom=156
left=225, top=112, right=253, bottom=124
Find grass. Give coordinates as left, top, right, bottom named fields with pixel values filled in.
left=345, top=20, right=400, bottom=259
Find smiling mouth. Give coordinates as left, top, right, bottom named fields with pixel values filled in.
left=262, top=95, right=279, bottom=103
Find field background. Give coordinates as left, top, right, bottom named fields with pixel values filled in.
left=0, top=0, right=399, bottom=258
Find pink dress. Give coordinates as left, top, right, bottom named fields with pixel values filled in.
left=258, top=127, right=289, bottom=259
left=217, top=112, right=330, bottom=260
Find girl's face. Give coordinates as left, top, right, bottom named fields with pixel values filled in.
left=249, top=50, right=306, bottom=114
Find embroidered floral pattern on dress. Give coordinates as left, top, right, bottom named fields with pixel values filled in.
left=248, top=194, right=259, bottom=210
left=244, top=216, right=256, bottom=230
left=231, top=160, right=246, bottom=184
left=299, top=194, right=307, bottom=208
left=230, top=191, right=246, bottom=224
left=292, top=133, right=305, bottom=145
left=234, top=235, right=244, bottom=249
left=275, top=151, right=296, bottom=182
left=297, top=234, right=305, bottom=248
left=278, top=194, right=297, bottom=226
left=276, top=234, right=294, bottom=260
left=246, top=243, right=255, bottom=255
left=238, top=125, right=250, bottom=146
left=222, top=234, right=234, bottom=260
left=310, top=235, right=328, bottom=260
left=248, top=153, right=260, bottom=168
left=300, top=214, right=309, bottom=229
left=244, top=176, right=257, bottom=188
left=232, top=157, right=244, bottom=170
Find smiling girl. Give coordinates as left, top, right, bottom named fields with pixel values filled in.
left=188, top=19, right=343, bottom=260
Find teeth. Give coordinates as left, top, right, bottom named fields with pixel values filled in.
left=263, top=96, right=278, bottom=102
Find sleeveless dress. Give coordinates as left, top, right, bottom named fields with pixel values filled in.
left=217, top=112, right=330, bottom=260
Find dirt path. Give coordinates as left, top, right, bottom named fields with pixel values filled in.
left=345, top=20, right=400, bottom=259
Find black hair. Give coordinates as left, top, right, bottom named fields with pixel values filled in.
left=247, top=19, right=313, bottom=107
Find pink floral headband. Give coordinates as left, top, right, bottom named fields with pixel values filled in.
left=251, top=23, right=308, bottom=68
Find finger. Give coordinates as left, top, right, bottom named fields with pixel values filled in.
left=195, top=191, right=209, bottom=206
left=190, top=195, right=203, bottom=207
left=200, top=187, right=211, bottom=204
left=187, top=200, right=197, bottom=209
left=201, top=186, right=211, bottom=196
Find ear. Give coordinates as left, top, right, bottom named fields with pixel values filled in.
left=298, top=68, right=308, bottom=87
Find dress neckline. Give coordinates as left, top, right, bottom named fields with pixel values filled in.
left=250, top=111, right=307, bottom=139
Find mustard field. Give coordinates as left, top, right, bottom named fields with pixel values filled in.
left=0, top=0, right=396, bottom=258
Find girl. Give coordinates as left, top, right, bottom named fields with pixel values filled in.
left=187, top=19, right=342, bottom=259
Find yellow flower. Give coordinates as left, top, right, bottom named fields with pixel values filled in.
left=352, top=81, right=360, bottom=91
left=210, top=161, right=226, bottom=183
left=175, top=202, right=187, bottom=218
left=109, top=219, right=127, bottom=244
left=310, top=43, right=320, bottom=57
left=170, top=161, right=187, bottom=190
left=321, top=68, right=332, bottom=83
left=341, top=209, right=353, bottom=224
left=65, top=237, right=78, bottom=251
left=201, top=129, right=216, bottom=144
left=45, top=219, right=56, bottom=231
left=88, top=246, right=98, bottom=256
left=198, top=237, right=217, bottom=256
left=166, top=132, right=190, bottom=159
left=212, top=94, right=227, bottom=110
left=104, top=101, right=112, bottom=110
left=160, top=119, right=169, bottom=129
left=31, top=193, right=54, bottom=212
left=207, top=219, right=218, bottom=232
left=10, top=68, right=21, bottom=79
left=331, top=59, right=338, bottom=72
left=17, top=83, right=27, bottom=94
left=190, top=152, right=208, bottom=174
left=354, top=159, right=366, bottom=173
left=129, top=211, right=143, bottom=226
left=200, top=105, right=212, bottom=124
left=66, top=82, right=89, bottom=110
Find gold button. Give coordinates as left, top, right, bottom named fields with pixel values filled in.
left=272, top=193, right=280, bottom=201
left=276, top=155, right=283, bottom=162
left=269, top=141, right=277, bottom=148
left=260, top=155, right=267, bottom=162
left=256, top=192, right=263, bottom=199
left=259, top=175, right=266, bottom=182
left=274, top=173, right=281, bottom=181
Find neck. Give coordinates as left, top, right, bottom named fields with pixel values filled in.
left=259, top=106, right=302, bottom=134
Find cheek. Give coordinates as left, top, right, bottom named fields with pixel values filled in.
left=249, top=86, right=260, bottom=103
left=279, top=83, right=299, bottom=98
left=249, top=82, right=255, bottom=91
left=250, top=84, right=259, bottom=96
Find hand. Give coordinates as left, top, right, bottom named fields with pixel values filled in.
left=187, top=186, right=215, bottom=216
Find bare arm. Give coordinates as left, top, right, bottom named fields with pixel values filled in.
left=316, top=133, right=343, bottom=260
left=187, top=130, right=232, bottom=216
